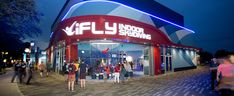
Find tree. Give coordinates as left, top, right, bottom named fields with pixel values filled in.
left=214, top=49, right=230, bottom=58
left=0, top=0, right=42, bottom=51
left=0, top=32, right=23, bottom=51
left=199, top=51, right=213, bottom=65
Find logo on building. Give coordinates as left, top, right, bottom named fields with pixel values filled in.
left=62, top=21, right=151, bottom=40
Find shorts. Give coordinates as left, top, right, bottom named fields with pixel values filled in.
left=47, top=69, right=51, bottom=72
left=68, top=74, right=75, bottom=81
left=40, top=70, right=44, bottom=73
left=80, top=73, right=86, bottom=79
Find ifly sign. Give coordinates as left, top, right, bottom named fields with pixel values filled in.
left=62, top=21, right=151, bottom=40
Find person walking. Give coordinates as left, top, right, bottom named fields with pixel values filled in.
left=46, top=61, right=51, bottom=77
left=26, top=62, right=33, bottom=85
left=18, top=62, right=24, bottom=84
left=67, top=62, right=76, bottom=92
left=1, top=62, right=6, bottom=74
left=11, top=61, right=21, bottom=83
left=79, top=60, right=87, bottom=89
left=114, top=63, right=120, bottom=83
left=21, top=62, right=27, bottom=79
left=38, top=62, right=44, bottom=77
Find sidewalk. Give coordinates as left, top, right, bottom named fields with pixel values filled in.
left=0, top=68, right=23, bottom=96
left=18, top=66, right=220, bottom=96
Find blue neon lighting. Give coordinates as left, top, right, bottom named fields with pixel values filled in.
left=61, top=0, right=195, bottom=33
left=50, top=32, right=54, bottom=38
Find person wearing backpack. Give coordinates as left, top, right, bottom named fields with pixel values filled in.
left=67, top=62, right=76, bottom=92
left=79, top=60, right=87, bottom=89
left=26, top=62, right=34, bottom=85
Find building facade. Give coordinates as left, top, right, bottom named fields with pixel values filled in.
left=47, top=0, right=199, bottom=75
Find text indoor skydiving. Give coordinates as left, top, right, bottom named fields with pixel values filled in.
left=62, top=21, right=151, bottom=40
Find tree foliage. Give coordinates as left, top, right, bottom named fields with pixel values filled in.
left=0, top=0, right=42, bottom=50
left=214, top=49, right=230, bottom=58
left=199, top=51, right=213, bottom=65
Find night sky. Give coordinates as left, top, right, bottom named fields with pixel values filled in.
left=34, top=0, right=234, bottom=53
left=156, top=0, right=234, bottom=53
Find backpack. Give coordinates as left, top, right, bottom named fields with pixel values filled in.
left=21, top=64, right=26, bottom=69
left=68, top=64, right=75, bottom=73
left=121, top=66, right=127, bottom=75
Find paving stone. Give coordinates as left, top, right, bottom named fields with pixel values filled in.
left=18, top=66, right=220, bottom=96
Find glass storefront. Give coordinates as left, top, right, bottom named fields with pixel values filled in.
left=54, top=41, right=66, bottom=73
left=77, top=40, right=149, bottom=76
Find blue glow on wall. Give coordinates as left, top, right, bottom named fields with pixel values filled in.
left=62, top=0, right=194, bottom=33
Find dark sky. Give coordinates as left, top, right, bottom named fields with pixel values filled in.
left=25, top=0, right=66, bottom=50
left=156, top=0, right=234, bottom=53
left=34, top=0, right=234, bottom=53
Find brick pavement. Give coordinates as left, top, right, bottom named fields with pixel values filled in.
left=18, top=66, right=220, bottom=96
left=0, top=68, right=23, bottom=96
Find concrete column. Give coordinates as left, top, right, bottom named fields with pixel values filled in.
left=148, top=46, right=154, bottom=76
left=163, top=46, right=166, bottom=74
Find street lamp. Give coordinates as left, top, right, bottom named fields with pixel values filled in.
left=3, top=59, right=7, bottom=63
left=25, top=48, right=31, bottom=63
left=25, top=48, right=31, bottom=53
left=30, top=42, right=35, bottom=47
left=81, top=50, right=85, bottom=60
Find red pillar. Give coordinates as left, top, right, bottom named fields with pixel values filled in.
left=154, top=46, right=161, bottom=75
left=70, top=44, right=78, bottom=62
left=65, top=46, right=70, bottom=63
left=65, top=45, right=78, bottom=63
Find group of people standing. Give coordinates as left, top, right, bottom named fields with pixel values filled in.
left=114, top=61, right=134, bottom=83
left=11, top=61, right=33, bottom=85
left=63, top=60, right=87, bottom=92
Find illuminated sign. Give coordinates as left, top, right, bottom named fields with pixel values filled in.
left=62, top=21, right=151, bottom=40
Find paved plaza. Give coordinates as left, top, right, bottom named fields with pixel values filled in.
left=14, top=66, right=221, bottom=96
left=0, top=68, right=23, bottom=96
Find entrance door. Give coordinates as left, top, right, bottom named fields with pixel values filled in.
left=166, top=56, right=172, bottom=71
left=160, top=47, right=173, bottom=74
